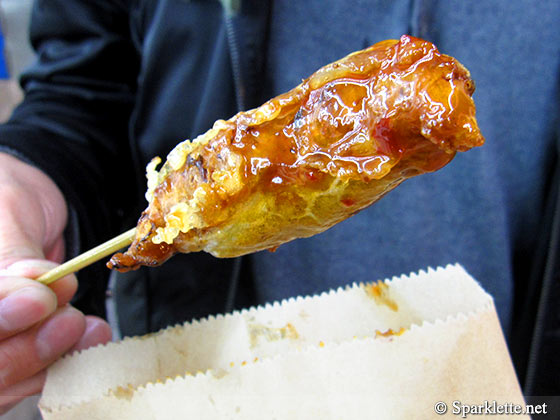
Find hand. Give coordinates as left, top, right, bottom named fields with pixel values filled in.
left=0, top=153, right=112, bottom=414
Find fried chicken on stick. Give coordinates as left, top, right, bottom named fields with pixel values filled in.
left=108, top=35, right=484, bottom=272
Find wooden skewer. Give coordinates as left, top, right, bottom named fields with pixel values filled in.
left=36, top=228, right=137, bottom=285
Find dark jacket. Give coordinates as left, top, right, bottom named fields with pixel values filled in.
left=0, top=0, right=558, bottom=395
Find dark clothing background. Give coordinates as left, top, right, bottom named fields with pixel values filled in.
left=0, top=0, right=558, bottom=395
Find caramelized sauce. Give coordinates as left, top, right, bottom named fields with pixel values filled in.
left=109, top=35, right=484, bottom=271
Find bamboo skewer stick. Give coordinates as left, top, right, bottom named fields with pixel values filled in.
left=36, top=228, right=136, bottom=285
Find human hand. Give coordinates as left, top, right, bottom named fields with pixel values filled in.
left=0, top=153, right=112, bottom=413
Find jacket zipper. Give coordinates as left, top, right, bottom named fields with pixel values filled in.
left=223, top=3, right=246, bottom=111
left=222, top=0, right=244, bottom=312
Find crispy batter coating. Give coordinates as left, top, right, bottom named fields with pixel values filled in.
left=108, top=35, right=484, bottom=271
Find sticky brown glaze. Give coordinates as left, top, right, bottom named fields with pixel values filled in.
left=108, top=35, right=484, bottom=272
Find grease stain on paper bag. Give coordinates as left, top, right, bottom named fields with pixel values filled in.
left=364, top=281, right=399, bottom=311
left=248, top=322, right=300, bottom=348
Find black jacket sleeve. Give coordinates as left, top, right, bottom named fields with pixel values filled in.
left=0, top=0, right=140, bottom=317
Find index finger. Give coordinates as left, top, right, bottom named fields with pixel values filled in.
left=0, top=259, right=78, bottom=307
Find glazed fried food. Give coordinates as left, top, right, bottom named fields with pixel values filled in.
left=108, top=35, right=484, bottom=272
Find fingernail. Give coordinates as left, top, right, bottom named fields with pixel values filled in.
left=84, top=317, right=113, bottom=345
left=0, top=287, right=57, bottom=332
left=73, top=317, right=113, bottom=351
left=36, top=306, right=85, bottom=362
left=2, top=260, right=56, bottom=279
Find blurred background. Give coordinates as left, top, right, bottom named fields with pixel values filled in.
left=0, top=0, right=34, bottom=122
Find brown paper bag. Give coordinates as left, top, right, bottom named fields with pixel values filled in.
left=39, top=264, right=527, bottom=419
